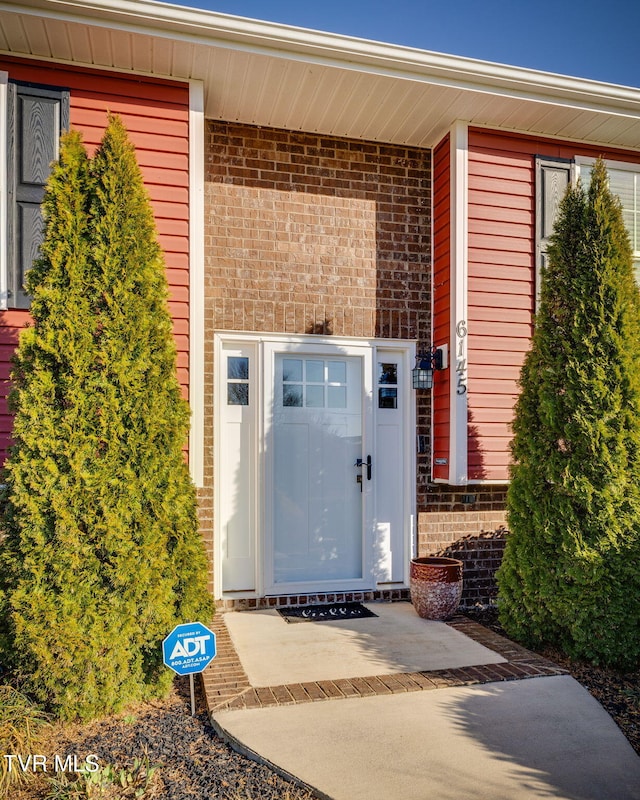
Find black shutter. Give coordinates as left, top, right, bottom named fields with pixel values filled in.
left=7, top=82, right=69, bottom=309
left=535, top=157, right=574, bottom=307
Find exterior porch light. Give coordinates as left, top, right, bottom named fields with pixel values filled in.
left=412, top=346, right=445, bottom=390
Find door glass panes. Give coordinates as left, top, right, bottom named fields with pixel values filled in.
left=328, top=386, right=346, bottom=407
left=282, top=359, right=347, bottom=409
left=328, top=361, right=346, bottom=383
left=379, top=363, right=397, bottom=384
left=227, top=357, right=249, bottom=405
left=378, top=362, right=398, bottom=409
left=282, top=359, right=302, bottom=382
left=306, top=360, right=324, bottom=382
left=283, top=384, right=303, bottom=407
left=306, top=385, right=325, bottom=407
left=282, top=359, right=303, bottom=406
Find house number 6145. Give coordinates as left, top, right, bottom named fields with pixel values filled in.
left=456, top=320, right=467, bottom=395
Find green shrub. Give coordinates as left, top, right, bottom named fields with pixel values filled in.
left=497, top=158, right=640, bottom=669
left=0, top=117, right=213, bottom=720
left=0, top=685, right=49, bottom=798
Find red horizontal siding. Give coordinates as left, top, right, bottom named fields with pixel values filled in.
left=463, top=347, right=526, bottom=367
left=469, top=307, right=530, bottom=325
left=469, top=291, right=532, bottom=308
left=469, top=248, right=533, bottom=269
left=166, top=267, right=190, bottom=287
left=468, top=335, right=531, bottom=355
left=432, top=135, right=451, bottom=480
left=470, top=408, right=516, bottom=426
left=158, top=235, right=189, bottom=256
left=469, top=276, right=532, bottom=295
left=468, top=217, right=533, bottom=240
left=151, top=201, right=189, bottom=222
left=470, top=378, right=525, bottom=398
left=469, top=233, right=532, bottom=254
left=467, top=130, right=535, bottom=480
left=470, top=320, right=533, bottom=339
left=172, top=319, right=189, bottom=337
left=472, top=128, right=640, bottom=165
left=148, top=185, right=190, bottom=205
left=0, top=57, right=191, bottom=464
left=169, top=300, right=189, bottom=319
left=469, top=364, right=523, bottom=381
left=470, top=392, right=519, bottom=408
left=470, top=191, right=532, bottom=211
left=468, top=174, right=532, bottom=197
left=466, top=127, right=640, bottom=481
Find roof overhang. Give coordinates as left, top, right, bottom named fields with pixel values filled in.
left=2, top=0, right=640, bottom=150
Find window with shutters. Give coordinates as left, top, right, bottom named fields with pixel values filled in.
left=537, top=155, right=640, bottom=293
left=1, top=77, right=69, bottom=309
left=576, top=157, right=640, bottom=284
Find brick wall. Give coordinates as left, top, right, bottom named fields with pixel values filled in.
left=201, top=122, right=432, bottom=595
left=204, top=122, right=431, bottom=339
left=419, top=484, right=509, bottom=606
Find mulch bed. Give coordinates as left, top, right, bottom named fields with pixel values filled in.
left=14, top=678, right=314, bottom=800
left=464, top=607, right=640, bottom=757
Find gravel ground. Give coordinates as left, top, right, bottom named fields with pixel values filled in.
left=13, top=613, right=639, bottom=799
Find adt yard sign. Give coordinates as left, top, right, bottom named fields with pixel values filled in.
left=163, top=622, right=216, bottom=676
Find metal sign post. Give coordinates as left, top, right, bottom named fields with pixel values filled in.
left=162, top=622, right=217, bottom=716
left=189, top=674, right=196, bottom=716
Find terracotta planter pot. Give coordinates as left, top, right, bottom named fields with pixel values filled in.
left=410, top=556, right=463, bottom=620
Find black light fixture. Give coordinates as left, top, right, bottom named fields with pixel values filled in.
left=412, top=346, right=445, bottom=390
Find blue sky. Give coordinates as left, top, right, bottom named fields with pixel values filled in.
left=169, top=0, right=640, bottom=88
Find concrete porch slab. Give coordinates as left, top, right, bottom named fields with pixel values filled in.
left=223, top=601, right=506, bottom=686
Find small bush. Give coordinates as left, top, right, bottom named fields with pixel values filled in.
left=45, top=756, right=159, bottom=799
left=0, top=685, right=49, bottom=798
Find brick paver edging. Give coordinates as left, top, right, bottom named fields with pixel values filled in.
left=201, top=610, right=567, bottom=715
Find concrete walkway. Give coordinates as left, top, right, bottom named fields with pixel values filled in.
left=203, top=602, right=640, bottom=800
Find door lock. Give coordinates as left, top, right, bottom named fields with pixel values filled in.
left=354, top=455, right=372, bottom=481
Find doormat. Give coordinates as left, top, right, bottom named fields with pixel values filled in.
left=277, top=602, right=378, bottom=623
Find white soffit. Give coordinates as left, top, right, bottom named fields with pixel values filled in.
left=2, top=0, right=640, bottom=150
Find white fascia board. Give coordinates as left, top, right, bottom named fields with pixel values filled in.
left=449, top=121, right=468, bottom=486
left=188, top=79, right=204, bottom=488
left=5, top=1, right=640, bottom=115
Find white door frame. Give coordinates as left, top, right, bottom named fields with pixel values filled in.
left=214, top=332, right=416, bottom=600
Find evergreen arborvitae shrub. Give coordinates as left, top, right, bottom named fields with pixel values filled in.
left=497, top=158, right=640, bottom=670
left=0, top=117, right=213, bottom=720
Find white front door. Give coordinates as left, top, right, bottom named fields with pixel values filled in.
left=216, top=334, right=414, bottom=599
left=270, top=352, right=365, bottom=590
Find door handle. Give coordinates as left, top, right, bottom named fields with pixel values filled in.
left=354, top=456, right=372, bottom=480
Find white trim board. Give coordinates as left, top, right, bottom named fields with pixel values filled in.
left=448, top=121, right=469, bottom=485
left=188, top=80, right=205, bottom=488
